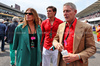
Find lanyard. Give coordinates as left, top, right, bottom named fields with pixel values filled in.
left=49, top=26, right=53, bottom=38
left=27, top=24, right=36, bottom=35
left=49, top=20, right=55, bottom=38
left=27, top=24, right=36, bottom=48
left=63, top=21, right=74, bottom=46
left=65, top=21, right=74, bottom=40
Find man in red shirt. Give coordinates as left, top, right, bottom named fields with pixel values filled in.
left=53, top=2, right=96, bottom=66
left=41, top=6, right=63, bottom=66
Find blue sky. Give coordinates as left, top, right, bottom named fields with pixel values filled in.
left=0, top=0, right=97, bottom=20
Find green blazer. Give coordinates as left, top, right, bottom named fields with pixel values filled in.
left=13, top=24, right=42, bottom=66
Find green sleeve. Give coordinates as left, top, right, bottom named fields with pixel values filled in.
left=37, top=26, right=42, bottom=66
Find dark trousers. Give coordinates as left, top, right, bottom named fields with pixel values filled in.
left=0, top=35, right=5, bottom=51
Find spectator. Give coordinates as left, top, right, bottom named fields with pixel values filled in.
left=39, top=17, right=42, bottom=26
left=93, top=25, right=96, bottom=31
left=41, top=6, right=63, bottom=66
left=13, top=8, right=42, bottom=66
left=53, top=2, right=96, bottom=66
left=4, top=18, right=9, bottom=26
left=4, top=18, right=10, bottom=43
left=18, top=19, right=24, bottom=25
left=0, top=19, right=6, bottom=52
left=6, top=17, right=19, bottom=66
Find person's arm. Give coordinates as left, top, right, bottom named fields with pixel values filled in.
left=5, top=24, right=9, bottom=36
left=53, top=25, right=64, bottom=52
left=63, top=53, right=81, bottom=63
left=4, top=24, right=7, bottom=36
left=13, top=26, right=20, bottom=50
left=79, top=26, right=96, bottom=63
left=40, top=22, right=45, bottom=45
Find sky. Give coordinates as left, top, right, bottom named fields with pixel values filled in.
left=0, top=0, right=98, bottom=20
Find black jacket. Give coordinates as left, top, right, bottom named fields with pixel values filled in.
left=6, top=22, right=18, bottom=43
left=4, top=21, right=9, bottom=26
left=0, top=22, right=6, bottom=36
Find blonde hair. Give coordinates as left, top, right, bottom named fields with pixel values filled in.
left=22, top=8, right=39, bottom=28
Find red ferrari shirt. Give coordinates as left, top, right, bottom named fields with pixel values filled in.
left=64, top=18, right=77, bottom=53
left=41, top=17, right=63, bottom=50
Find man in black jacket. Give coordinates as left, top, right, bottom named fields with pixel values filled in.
left=6, top=17, right=19, bottom=66
left=4, top=19, right=10, bottom=43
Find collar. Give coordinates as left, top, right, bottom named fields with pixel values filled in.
left=66, top=18, right=77, bottom=29
left=47, top=17, right=57, bottom=22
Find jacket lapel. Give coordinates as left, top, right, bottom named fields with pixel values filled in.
left=73, top=20, right=84, bottom=53
left=23, top=25, right=31, bottom=52
left=36, top=25, right=41, bottom=45
left=60, top=22, right=66, bottom=44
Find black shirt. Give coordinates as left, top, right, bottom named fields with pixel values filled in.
left=29, top=33, right=37, bottom=48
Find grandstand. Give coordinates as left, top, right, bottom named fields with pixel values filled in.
left=0, top=2, right=46, bottom=21
left=38, top=13, right=47, bottom=20
left=0, top=2, right=24, bottom=20
left=76, top=0, right=100, bottom=25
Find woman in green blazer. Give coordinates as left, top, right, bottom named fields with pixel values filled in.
left=13, top=8, right=42, bottom=66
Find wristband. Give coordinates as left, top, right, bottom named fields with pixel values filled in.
left=78, top=54, right=80, bottom=59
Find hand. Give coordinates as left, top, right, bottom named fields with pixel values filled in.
left=63, top=53, right=79, bottom=63
left=4, top=36, right=6, bottom=40
left=54, top=43, right=64, bottom=52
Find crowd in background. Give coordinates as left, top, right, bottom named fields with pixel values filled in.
left=79, top=10, right=100, bottom=21
left=0, top=18, right=24, bottom=51
left=0, top=9, right=23, bottom=17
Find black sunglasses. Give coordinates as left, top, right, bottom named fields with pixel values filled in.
left=24, top=13, right=33, bottom=15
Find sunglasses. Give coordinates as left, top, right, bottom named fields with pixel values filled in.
left=24, top=13, right=33, bottom=15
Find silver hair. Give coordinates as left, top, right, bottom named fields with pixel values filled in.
left=12, top=17, right=19, bottom=22
left=0, top=19, right=4, bottom=22
left=63, top=2, right=77, bottom=10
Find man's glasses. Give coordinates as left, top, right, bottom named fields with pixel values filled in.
left=24, top=13, right=33, bottom=15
